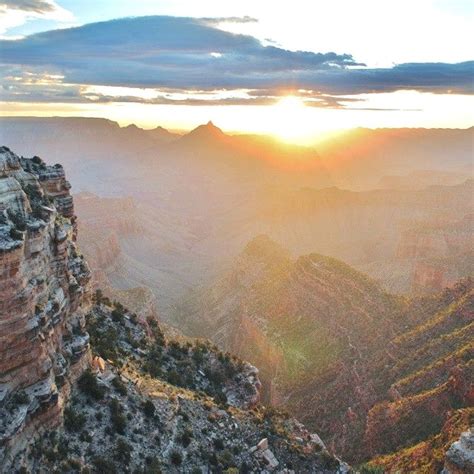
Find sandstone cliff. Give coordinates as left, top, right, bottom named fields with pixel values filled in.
left=0, top=147, right=92, bottom=465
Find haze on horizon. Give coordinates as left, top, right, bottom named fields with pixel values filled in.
left=0, top=0, right=473, bottom=143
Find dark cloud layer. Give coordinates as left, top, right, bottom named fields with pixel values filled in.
left=0, top=15, right=472, bottom=104
left=0, top=0, right=55, bottom=13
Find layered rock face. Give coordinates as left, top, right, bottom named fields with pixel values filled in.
left=395, top=214, right=474, bottom=294
left=178, top=235, right=404, bottom=426
left=178, top=235, right=474, bottom=467
left=0, top=147, right=91, bottom=464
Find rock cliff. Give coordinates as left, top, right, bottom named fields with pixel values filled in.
left=0, top=147, right=92, bottom=465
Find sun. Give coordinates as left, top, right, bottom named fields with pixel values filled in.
left=277, top=95, right=304, bottom=111
left=269, top=95, right=315, bottom=143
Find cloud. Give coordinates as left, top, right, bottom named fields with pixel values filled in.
left=0, top=0, right=73, bottom=36
left=202, top=16, right=258, bottom=24
left=0, top=1, right=56, bottom=14
left=0, top=15, right=472, bottom=105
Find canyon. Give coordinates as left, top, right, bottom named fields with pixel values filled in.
left=0, top=146, right=349, bottom=472
left=178, top=235, right=473, bottom=469
left=2, top=119, right=470, bottom=321
left=0, top=119, right=472, bottom=472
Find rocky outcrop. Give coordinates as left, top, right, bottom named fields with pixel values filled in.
left=0, top=147, right=92, bottom=466
left=443, top=429, right=474, bottom=474
left=9, top=296, right=349, bottom=473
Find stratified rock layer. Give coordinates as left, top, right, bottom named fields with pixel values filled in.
left=0, top=147, right=91, bottom=465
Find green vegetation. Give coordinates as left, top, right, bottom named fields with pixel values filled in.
left=109, top=399, right=127, bottom=434
left=142, top=400, right=155, bottom=418
left=78, top=370, right=105, bottom=400
left=170, top=450, right=182, bottom=466
left=64, top=408, right=86, bottom=431
left=115, top=438, right=133, bottom=465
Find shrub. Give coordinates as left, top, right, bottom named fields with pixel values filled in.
left=167, top=370, right=183, bottom=386
left=240, top=462, right=251, bottom=474
left=7, top=209, right=26, bottom=231
left=111, top=377, right=127, bottom=396
left=170, top=450, right=182, bottom=466
left=359, top=464, right=384, bottom=474
left=11, top=391, right=30, bottom=406
left=214, top=391, right=227, bottom=405
left=178, top=428, right=193, bottom=447
left=95, top=289, right=103, bottom=301
left=79, top=431, right=92, bottom=443
left=111, top=308, right=124, bottom=323
left=64, top=408, right=86, bottom=431
left=217, top=449, right=234, bottom=468
left=115, top=438, right=133, bottom=465
left=109, top=399, right=127, bottom=434
left=320, top=450, right=340, bottom=470
left=192, top=348, right=204, bottom=364
left=9, top=227, right=24, bottom=240
left=68, top=459, right=81, bottom=471
left=213, top=438, right=225, bottom=450
left=144, top=457, right=162, bottom=473
left=92, top=456, right=115, bottom=474
left=143, top=400, right=155, bottom=418
left=78, top=370, right=105, bottom=400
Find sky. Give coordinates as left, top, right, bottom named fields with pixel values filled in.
left=0, top=0, right=473, bottom=142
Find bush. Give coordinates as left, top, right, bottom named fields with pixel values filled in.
left=214, top=391, right=227, bottom=405
left=320, top=450, right=340, bottom=470
left=213, top=438, right=225, bottom=450
left=94, top=289, right=104, bottom=303
left=111, top=308, right=124, bottom=322
left=109, top=399, right=127, bottom=434
left=92, top=456, right=115, bottom=474
left=9, top=227, right=24, bottom=240
left=178, top=428, right=193, bottom=447
left=170, top=450, right=182, bottom=466
left=167, top=370, right=183, bottom=386
left=7, top=209, right=26, bottom=231
left=143, top=400, right=155, bottom=418
left=11, top=391, right=30, bottom=406
left=359, top=464, right=384, bottom=474
left=78, top=370, right=105, bottom=400
left=144, top=457, right=162, bottom=474
left=115, top=438, right=133, bottom=465
left=217, top=449, right=235, bottom=468
left=111, top=377, right=127, bottom=396
left=64, top=408, right=86, bottom=431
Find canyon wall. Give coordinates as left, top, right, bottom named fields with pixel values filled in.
left=0, top=147, right=92, bottom=464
